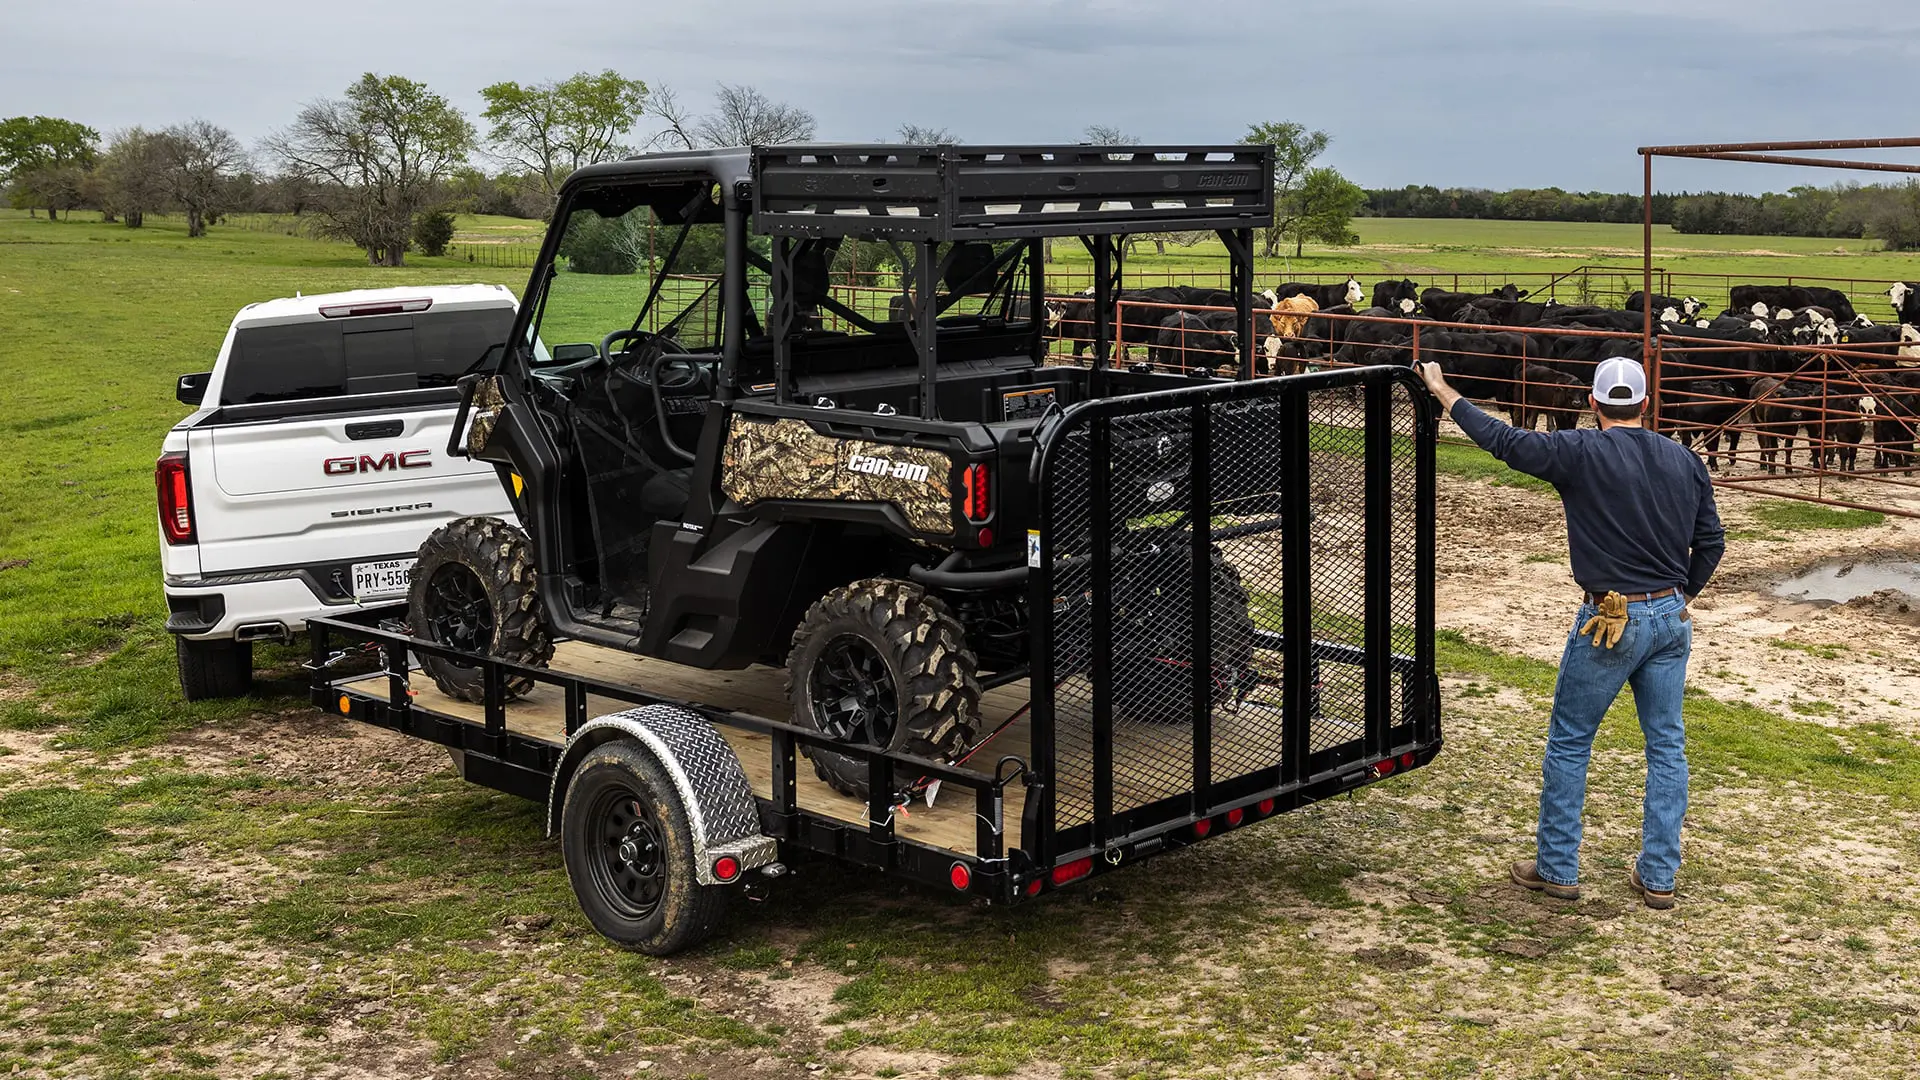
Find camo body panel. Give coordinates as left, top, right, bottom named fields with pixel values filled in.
left=464, top=375, right=508, bottom=455
left=721, top=415, right=955, bottom=535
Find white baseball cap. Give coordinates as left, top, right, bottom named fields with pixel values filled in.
left=1593, top=356, right=1647, bottom=406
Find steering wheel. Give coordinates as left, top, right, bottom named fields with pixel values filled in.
left=600, top=329, right=707, bottom=463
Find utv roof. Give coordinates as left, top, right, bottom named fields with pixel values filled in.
left=564, top=144, right=1276, bottom=242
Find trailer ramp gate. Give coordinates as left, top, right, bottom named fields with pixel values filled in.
left=1028, top=364, right=1439, bottom=863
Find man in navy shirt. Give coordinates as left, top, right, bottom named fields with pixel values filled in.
left=1417, top=356, right=1724, bottom=910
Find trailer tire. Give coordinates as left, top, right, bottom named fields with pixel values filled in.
left=408, top=516, right=553, bottom=703
left=785, top=579, right=981, bottom=801
left=560, top=740, right=728, bottom=955
left=1111, top=553, right=1256, bottom=724
left=175, top=636, right=252, bottom=701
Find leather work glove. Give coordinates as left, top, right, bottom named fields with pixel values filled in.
left=1579, top=591, right=1629, bottom=649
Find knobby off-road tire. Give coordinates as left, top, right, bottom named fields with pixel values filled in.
left=176, top=636, right=252, bottom=701
left=408, top=516, right=553, bottom=704
left=785, top=579, right=982, bottom=801
left=560, top=741, right=728, bottom=955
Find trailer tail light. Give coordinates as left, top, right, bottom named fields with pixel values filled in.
left=949, top=862, right=972, bottom=891
left=1225, top=807, right=1245, bottom=827
left=1024, top=878, right=1043, bottom=896
left=1257, top=798, right=1276, bottom=816
left=961, top=463, right=991, bottom=523
left=713, top=856, right=741, bottom=882
left=1191, top=817, right=1213, bottom=838
left=1375, top=757, right=1396, bottom=776
left=1400, top=752, right=1416, bottom=768
left=155, top=452, right=195, bottom=544
left=1050, top=857, right=1093, bottom=887
left=319, top=297, right=432, bottom=318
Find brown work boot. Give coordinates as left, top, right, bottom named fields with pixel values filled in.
left=1629, top=865, right=1676, bottom=910
left=1510, top=860, right=1580, bottom=900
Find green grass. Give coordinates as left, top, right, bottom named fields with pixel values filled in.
left=1745, top=499, right=1885, bottom=531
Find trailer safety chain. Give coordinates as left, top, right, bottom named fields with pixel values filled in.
left=301, top=639, right=385, bottom=672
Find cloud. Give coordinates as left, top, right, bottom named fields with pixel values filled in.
left=4, top=0, right=1915, bottom=192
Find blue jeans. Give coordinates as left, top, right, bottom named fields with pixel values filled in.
left=1535, top=591, right=1692, bottom=892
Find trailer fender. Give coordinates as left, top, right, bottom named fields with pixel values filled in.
left=548, top=705, right=778, bottom=885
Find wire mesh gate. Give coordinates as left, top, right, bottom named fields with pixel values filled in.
left=1025, top=365, right=1440, bottom=862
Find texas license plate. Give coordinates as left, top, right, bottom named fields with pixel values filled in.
left=351, top=559, right=413, bottom=601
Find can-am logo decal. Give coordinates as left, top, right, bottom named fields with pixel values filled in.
left=324, top=450, right=431, bottom=475
left=847, top=451, right=930, bottom=484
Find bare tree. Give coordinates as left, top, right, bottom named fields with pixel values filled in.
left=895, top=123, right=955, bottom=144
left=157, top=120, right=245, bottom=237
left=695, top=84, right=816, bottom=146
left=647, top=85, right=701, bottom=151
left=1082, top=124, right=1141, bottom=147
left=265, top=73, right=474, bottom=266
left=98, top=128, right=170, bottom=228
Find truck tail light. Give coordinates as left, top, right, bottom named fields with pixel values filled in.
left=156, top=452, right=195, bottom=544
left=319, top=297, right=432, bottom=318
left=961, top=463, right=991, bottom=523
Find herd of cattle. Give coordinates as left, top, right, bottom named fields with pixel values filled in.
left=1043, top=277, right=1920, bottom=476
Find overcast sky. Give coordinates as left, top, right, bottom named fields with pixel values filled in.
left=9, top=0, right=1920, bottom=193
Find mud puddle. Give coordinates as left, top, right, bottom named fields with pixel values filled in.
left=1771, top=559, right=1920, bottom=604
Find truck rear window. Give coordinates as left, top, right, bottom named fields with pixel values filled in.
left=220, top=307, right=514, bottom=405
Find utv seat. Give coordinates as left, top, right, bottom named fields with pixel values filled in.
left=639, top=467, right=692, bottom=520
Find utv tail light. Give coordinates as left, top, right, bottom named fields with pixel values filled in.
left=1050, top=857, right=1093, bottom=887
left=156, top=452, right=195, bottom=544
left=961, top=463, right=992, bottom=523
left=319, top=297, right=432, bottom=318
left=713, top=856, right=741, bottom=882
left=949, top=862, right=972, bottom=891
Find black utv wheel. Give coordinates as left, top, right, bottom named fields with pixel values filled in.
left=785, top=579, right=982, bottom=801
left=1108, top=552, right=1257, bottom=724
left=175, top=636, right=252, bottom=701
left=560, top=740, right=728, bottom=955
left=407, top=516, right=554, bottom=703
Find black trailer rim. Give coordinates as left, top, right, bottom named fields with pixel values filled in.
left=809, top=633, right=899, bottom=748
left=424, top=563, right=493, bottom=654
left=587, top=784, right=667, bottom=920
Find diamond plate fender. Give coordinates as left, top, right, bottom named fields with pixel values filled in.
left=548, top=705, right=778, bottom=886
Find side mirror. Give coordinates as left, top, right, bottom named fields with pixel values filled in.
left=177, top=371, right=211, bottom=406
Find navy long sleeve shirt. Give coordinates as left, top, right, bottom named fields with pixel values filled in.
left=1450, top=399, right=1725, bottom=597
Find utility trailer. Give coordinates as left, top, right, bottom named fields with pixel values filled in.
left=308, top=144, right=1442, bottom=954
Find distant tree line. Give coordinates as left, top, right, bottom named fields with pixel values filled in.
left=1363, top=181, right=1920, bottom=250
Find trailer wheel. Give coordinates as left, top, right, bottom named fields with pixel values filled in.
left=785, top=579, right=981, bottom=801
left=408, top=516, right=553, bottom=703
left=1111, top=553, right=1256, bottom=724
left=561, top=740, right=728, bottom=955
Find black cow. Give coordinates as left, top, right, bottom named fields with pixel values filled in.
left=1462, top=296, right=1549, bottom=327
left=1664, top=378, right=1744, bottom=472
left=1420, top=287, right=1536, bottom=323
left=1729, top=284, right=1856, bottom=323
left=1150, top=311, right=1237, bottom=373
left=1265, top=276, right=1365, bottom=310
left=1334, top=307, right=1417, bottom=365
left=1290, top=303, right=1356, bottom=360
left=1625, top=292, right=1705, bottom=321
left=1371, top=279, right=1420, bottom=316
left=1886, top=281, right=1920, bottom=326
left=1490, top=283, right=1531, bottom=301
left=1509, top=364, right=1585, bottom=432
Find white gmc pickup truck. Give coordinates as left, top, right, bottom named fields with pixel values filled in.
left=158, top=284, right=518, bottom=699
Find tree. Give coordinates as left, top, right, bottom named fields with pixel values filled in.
left=895, top=123, right=955, bottom=144
left=157, top=120, right=245, bottom=237
left=266, top=73, right=475, bottom=266
left=651, top=83, right=816, bottom=149
left=413, top=209, right=457, bottom=257
left=0, top=115, right=99, bottom=219
left=1869, top=182, right=1920, bottom=252
left=1288, top=167, right=1366, bottom=255
left=98, top=128, right=169, bottom=227
left=1239, top=121, right=1330, bottom=258
left=480, top=70, right=647, bottom=205
left=1082, top=124, right=1140, bottom=147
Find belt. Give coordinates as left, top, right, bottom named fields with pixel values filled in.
left=1583, top=587, right=1681, bottom=605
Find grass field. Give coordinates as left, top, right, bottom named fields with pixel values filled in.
left=2, top=208, right=1917, bottom=1079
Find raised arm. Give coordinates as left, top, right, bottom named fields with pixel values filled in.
left=1415, top=362, right=1568, bottom=485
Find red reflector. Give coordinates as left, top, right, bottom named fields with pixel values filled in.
left=1192, top=817, right=1212, bottom=838
left=1376, top=757, right=1396, bottom=775
left=319, top=297, right=432, bottom=318
left=713, top=856, right=740, bottom=882
left=1024, top=878, right=1043, bottom=896
left=949, top=862, right=972, bottom=891
left=1226, top=807, right=1244, bottom=827
left=1050, top=857, right=1093, bottom=886
left=1257, top=798, right=1276, bottom=815
left=976, top=526, right=994, bottom=548
left=961, top=463, right=992, bottom=523
left=1400, top=752, right=1416, bottom=767
left=155, top=452, right=194, bottom=544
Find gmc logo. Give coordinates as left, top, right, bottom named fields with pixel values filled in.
left=325, top=450, right=431, bottom=475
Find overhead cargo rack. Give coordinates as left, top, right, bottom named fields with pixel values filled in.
left=750, top=144, right=1276, bottom=240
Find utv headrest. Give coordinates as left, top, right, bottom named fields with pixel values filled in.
left=943, top=241, right=998, bottom=294
left=791, top=244, right=833, bottom=307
